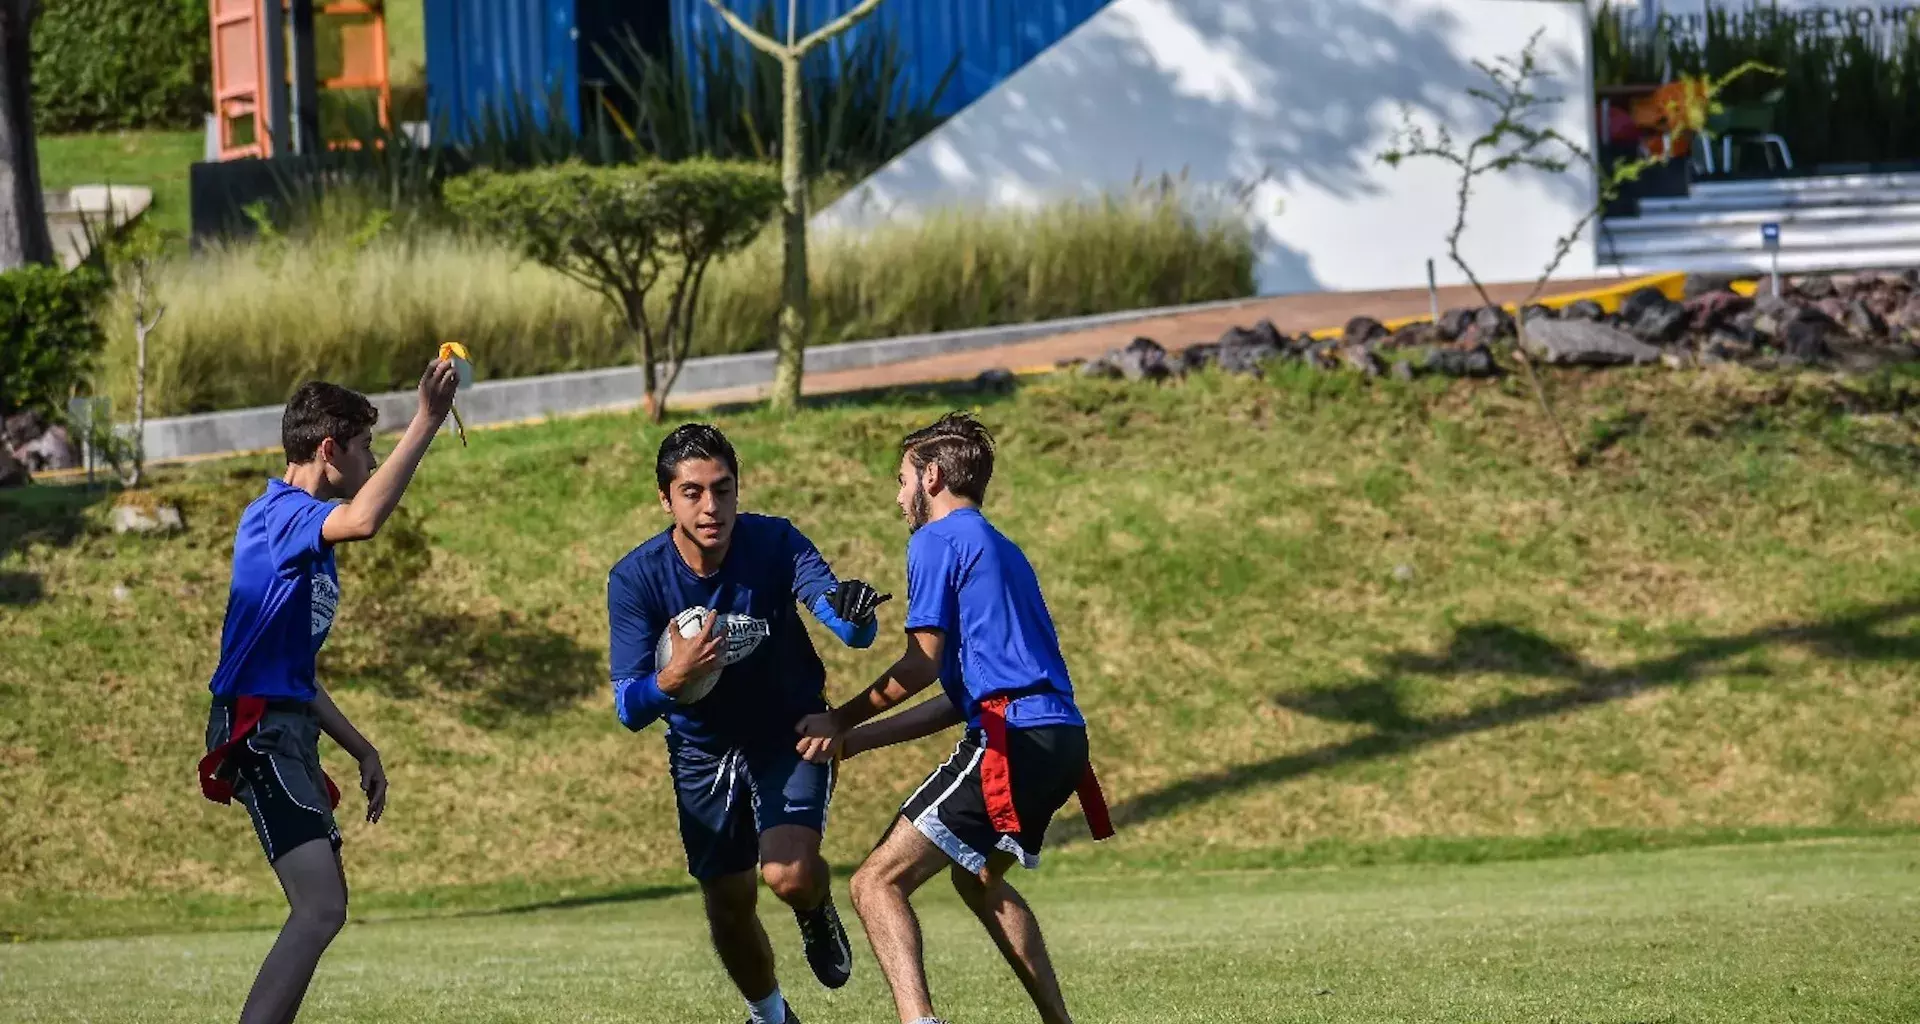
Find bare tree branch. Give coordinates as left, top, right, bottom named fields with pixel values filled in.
left=796, top=0, right=888, bottom=55
left=701, top=0, right=788, bottom=56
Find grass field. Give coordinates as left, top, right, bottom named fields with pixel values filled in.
left=3, top=837, right=1916, bottom=1022
left=4, top=366, right=1920, bottom=945
left=36, top=130, right=202, bottom=241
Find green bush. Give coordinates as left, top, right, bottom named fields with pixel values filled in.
left=33, top=0, right=210, bottom=133
left=99, top=183, right=1256, bottom=416
left=1, top=265, right=108, bottom=420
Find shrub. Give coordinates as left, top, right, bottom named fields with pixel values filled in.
left=0, top=265, right=108, bottom=420
left=445, top=160, right=783, bottom=417
left=33, top=0, right=210, bottom=133
left=99, top=183, right=1257, bottom=416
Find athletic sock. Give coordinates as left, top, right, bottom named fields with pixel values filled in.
left=747, top=987, right=786, bottom=1024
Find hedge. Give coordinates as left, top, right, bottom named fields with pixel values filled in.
left=33, top=0, right=210, bottom=133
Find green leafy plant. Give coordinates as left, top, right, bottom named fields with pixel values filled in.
left=0, top=263, right=107, bottom=421
left=443, top=160, right=782, bottom=419
left=31, top=0, right=208, bottom=133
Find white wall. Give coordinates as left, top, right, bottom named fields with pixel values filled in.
left=816, top=0, right=1599, bottom=296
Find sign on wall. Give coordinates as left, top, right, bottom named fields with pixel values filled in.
left=1604, top=1, right=1920, bottom=35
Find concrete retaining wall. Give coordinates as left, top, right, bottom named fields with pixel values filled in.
left=139, top=296, right=1257, bottom=462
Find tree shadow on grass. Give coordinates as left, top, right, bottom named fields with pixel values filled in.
left=0, top=571, right=44, bottom=606
left=0, top=484, right=106, bottom=558
left=1058, top=598, right=1920, bottom=843
left=330, top=607, right=602, bottom=724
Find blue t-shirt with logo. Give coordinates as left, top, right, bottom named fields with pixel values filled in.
left=608, top=513, right=877, bottom=751
left=904, top=508, right=1084, bottom=732
left=208, top=480, right=340, bottom=702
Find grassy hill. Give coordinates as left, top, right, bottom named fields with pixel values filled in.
left=4, top=365, right=1919, bottom=939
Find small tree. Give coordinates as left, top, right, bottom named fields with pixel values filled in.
left=446, top=160, right=782, bottom=420
left=111, top=223, right=166, bottom=487
left=699, top=0, right=892, bottom=413
left=1379, top=30, right=1767, bottom=465
left=0, top=0, right=53, bottom=270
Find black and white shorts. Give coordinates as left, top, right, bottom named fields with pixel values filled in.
left=900, top=725, right=1088, bottom=875
left=206, top=702, right=341, bottom=863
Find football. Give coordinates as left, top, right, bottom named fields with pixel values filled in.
left=655, top=607, right=724, bottom=705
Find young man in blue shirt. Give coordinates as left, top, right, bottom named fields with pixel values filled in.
left=607, top=424, right=893, bottom=1024
left=198, top=361, right=459, bottom=1024
left=796, top=412, right=1113, bottom=1024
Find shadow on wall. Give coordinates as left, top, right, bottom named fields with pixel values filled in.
left=1051, top=598, right=1920, bottom=844
left=827, top=0, right=1592, bottom=295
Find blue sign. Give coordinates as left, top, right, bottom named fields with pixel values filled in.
left=1761, top=222, right=1782, bottom=248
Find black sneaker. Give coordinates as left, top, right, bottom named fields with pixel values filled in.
left=794, top=897, right=854, bottom=989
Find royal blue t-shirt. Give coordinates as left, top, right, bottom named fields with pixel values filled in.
left=608, top=513, right=877, bottom=751
left=904, top=508, right=1084, bottom=731
left=207, top=479, right=340, bottom=702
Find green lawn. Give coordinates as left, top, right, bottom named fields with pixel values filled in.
left=4, top=369, right=1920, bottom=942
left=3, top=837, right=1916, bottom=1023
left=37, top=130, right=203, bottom=240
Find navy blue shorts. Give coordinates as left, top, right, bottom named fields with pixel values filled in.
left=669, top=735, right=834, bottom=881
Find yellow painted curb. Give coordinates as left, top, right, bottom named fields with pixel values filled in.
left=1304, top=271, right=1696, bottom=341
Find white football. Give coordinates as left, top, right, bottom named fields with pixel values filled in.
left=656, top=607, right=723, bottom=705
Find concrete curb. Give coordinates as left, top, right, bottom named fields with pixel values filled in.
left=137, top=297, right=1262, bottom=463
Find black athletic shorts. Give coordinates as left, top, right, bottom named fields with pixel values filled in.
left=900, top=724, right=1088, bottom=874
left=205, top=701, right=341, bottom=863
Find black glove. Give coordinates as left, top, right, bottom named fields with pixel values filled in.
left=827, top=580, right=892, bottom=626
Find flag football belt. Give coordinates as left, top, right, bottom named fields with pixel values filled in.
left=197, top=696, right=342, bottom=810
left=978, top=694, right=1115, bottom=841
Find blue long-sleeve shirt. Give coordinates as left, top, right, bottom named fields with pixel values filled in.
left=607, top=513, right=876, bottom=751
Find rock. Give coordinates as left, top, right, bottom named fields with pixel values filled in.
left=1618, top=288, right=1688, bottom=345
left=1618, top=286, right=1672, bottom=323
left=1781, top=311, right=1836, bottom=362
left=1684, top=290, right=1753, bottom=332
left=1387, top=323, right=1439, bottom=349
left=2, top=410, right=44, bottom=451
left=1303, top=341, right=1341, bottom=370
left=1753, top=294, right=1798, bottom=318
left=1728, top=309, right=1761, bottom=342
left=974, top=367, right=1018, bottom=393
left=1076, top=357, right=1122, bottom=379
left=1177, top=343, right=1219, bottom=374
left=1468, top=305, right=1516, bottom=344
left=1338, top=345, right=1386, bottom=377
left=1424, top=344, right=1501, bottom=378
left=1342, top=316, right=1388, bottom=347
left=1814, top=296, right=1849, bottom=324
left=1892, top=297, right=1920, bottom=339
left=1683, top=272, right=1741, bottom=299
left=1795, top=274, right=1838, bottom=300
left=1561, top=299, right=1607, bottom=322
left=1520, top=303, right=1556, bottom=324
left=1520, top=319, right=1661, bottom=366
left=1216, top=338, right=1283, bottom=376
left=0, top=445, right=27, bottom=488
left=1390, top=359, right=1417, bottom=383
left=1114, top=337, right=1171, bottom=381
left=1843, top=299, right=1888, bottom=339
left=110, top=502, right=184, bottom=535
left=16, top=425, right=77, bottom=471
left=1435, top=307, right=1477, bottom=342
left=1661, top=349, right=1696, bottom=371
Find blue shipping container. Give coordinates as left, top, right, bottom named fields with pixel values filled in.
left=425, top=0, right=583, bottom=139
left=426, top=0, right=1110, bottom=142
left=670, top=0, right=1110, bottom=116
